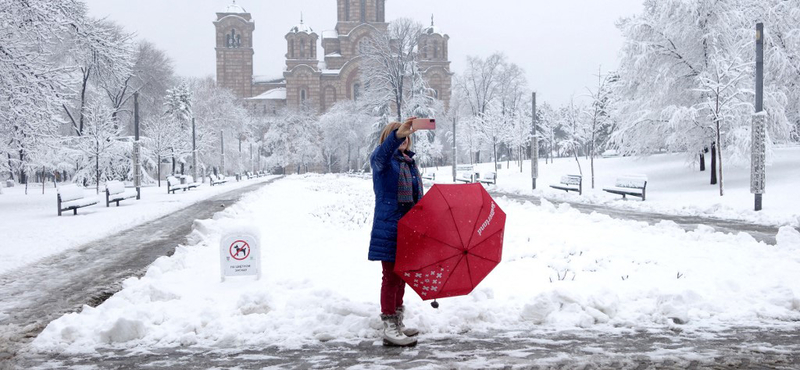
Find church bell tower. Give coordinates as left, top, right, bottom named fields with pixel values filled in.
left=214, top=1, right=255, bottom=98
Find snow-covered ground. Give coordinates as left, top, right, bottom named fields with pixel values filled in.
left=0, top=176, right=278, bottom=275
left=31, top=174, right=800, bottom=354
left=422, top=146, right=800, bottom=228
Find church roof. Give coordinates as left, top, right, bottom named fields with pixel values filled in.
left=247, top=88, right=287, bottom=101
left=422, top=15, right=444, bottom=36
left=322, top=30, right=338, bottom=39
left=221, top=1, right=246, bottom=14
left=289, top=14, right=314, bottom=34
left=289, top=23, right=314, bottom=34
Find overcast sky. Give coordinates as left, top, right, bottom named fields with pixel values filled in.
left=83, top=0, right=643, bottom=106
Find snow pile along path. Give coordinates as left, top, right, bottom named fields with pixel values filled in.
left=422, top=146, right=800, bottom=228
left=0, top=177, right=277, bottom=275
left=32, top=174, right=800, bottom=354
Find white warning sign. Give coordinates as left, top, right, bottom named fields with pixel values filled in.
left=220, top=232, right=260, bottom=281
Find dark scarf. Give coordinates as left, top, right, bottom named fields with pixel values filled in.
left=396, top=152, right=420, bottom=204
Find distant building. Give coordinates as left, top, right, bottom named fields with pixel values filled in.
left=213, top=0, right=452, bottom=115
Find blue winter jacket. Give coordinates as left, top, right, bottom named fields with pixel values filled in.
left=368, top=130, right=423, bottom=262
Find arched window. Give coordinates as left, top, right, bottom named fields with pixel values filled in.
left=357, top=38, right=369, bottom=55
left=300, top=40, right=306, bottom=58
left=300, top=89, right=307, bottom=103
left=227, top=29, right=241, bottom=48
left=360, top=0, right=366, bottom=22
left=345, top=0, right=350, bottom=21
left=353, top=83, right=361, bottom=101
left=290, top=40, right=295, bottom=58
left=434, top=42, right=439, bottom=59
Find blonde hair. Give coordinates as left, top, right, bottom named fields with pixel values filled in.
left=379, top=121, right=412, bottom=149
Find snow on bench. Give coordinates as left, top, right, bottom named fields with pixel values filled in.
left=603, top=175, right=648, bottom=201
left=455, top=165, right=475, bottom=183
left=57, top=184, right=98, bottom=216
left=550, top=174, right=582, bottom=195
left=180, top=175, right=201, bottom=190
left=167, top=176, right=189, bottom=194
left=421, top=172, right=435, bottom=181
left=105, top=180, right=137, bottom=207
left=477, top=171, right=496, bottom=185
left=209, top=174, right=228, bottom=186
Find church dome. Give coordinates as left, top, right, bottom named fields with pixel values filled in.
left=422, top=15, right=444, bottom=36
left=222, top=1, right=246, bottom=13
left=289, top=23, right=314, bottom=34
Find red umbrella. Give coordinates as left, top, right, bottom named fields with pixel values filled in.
left=395, top=183, right=505, bottom=305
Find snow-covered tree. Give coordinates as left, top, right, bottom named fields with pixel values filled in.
left=558, top=99, right=586, bottom=176
left=74, top=104, right=124, bottom=193
left=61, top=19, right=135, bottom=136
left=612, top=0, right=795, bottom=194
left=142, top=116, right=180, bottom=187
left=360, top=18, right=424, bottom=123
left=584, top=67, right=616, bottom=189
left=263, top=107, right=320, bottom=174
left=0, top=0, right=88, bottom=183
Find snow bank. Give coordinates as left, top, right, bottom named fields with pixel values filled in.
left=32, top=174, right=800, bottom=354
left=423, top=146, right=800, bottom=228
left=0, top=177, right=278, bottom=275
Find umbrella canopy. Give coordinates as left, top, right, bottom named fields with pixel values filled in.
left=395, top=183, right=506, bottom=301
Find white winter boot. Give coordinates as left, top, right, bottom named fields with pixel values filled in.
left=381, top=314, right=417, bottom=347
left=396, top=306, right=419, bottom=337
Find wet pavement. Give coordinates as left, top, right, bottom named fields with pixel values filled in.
left=11, top=327, right=800, bottom=369
left=3, top=176, right=800, bottom=369
left=0, top=179, right=279, bottom=366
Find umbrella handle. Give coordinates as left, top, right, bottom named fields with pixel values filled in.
left=431, top=299, right=439, bottom=309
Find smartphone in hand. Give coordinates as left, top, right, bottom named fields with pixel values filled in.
left=412, top=118, right=436, bottom=130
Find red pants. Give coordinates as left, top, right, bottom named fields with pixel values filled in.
left=381, top=261, right=405, bottom=315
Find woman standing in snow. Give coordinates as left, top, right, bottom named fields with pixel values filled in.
left=368, top=117, right=423, bottom=347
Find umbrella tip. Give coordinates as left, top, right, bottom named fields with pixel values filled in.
left=431, top=300, right=439, bottom=309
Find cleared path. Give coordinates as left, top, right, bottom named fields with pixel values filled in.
left=491, top=190, right=791, bottom=245
left=0, top=178, right=280, bottom=365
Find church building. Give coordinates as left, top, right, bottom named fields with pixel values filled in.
left=213, top=0, right=452, bottom=115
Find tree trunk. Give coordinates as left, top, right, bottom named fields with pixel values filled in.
left=573, top=149, right=583, bottom=176
left=157, top=155, right=162, bottom=187
left=699, top=152, right=706, bottom=171
left=710, top=142, right=717, bottom=185
left=7, top=153, right=14, bottom=181
left=95, top=147, right=100, bottom=194
left=42, top=167, right=45, bottom=194
left=716, top=119, right=724, bottom=196
left=492, top=140, right=498, bottom=176
left=18, top=149, right=25, bottom=185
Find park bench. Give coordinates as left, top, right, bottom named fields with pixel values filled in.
left=183, top=175, right=202, bottom=190
left=57, top=184, right=98, bottom=216
left=105, top=180, right=137, bottom=207
left=167, top=176, right=188, bottom=194
left=550, top=174, right=583, bottom=195
left=603, top=175, right=648, bottom=201
left=421, top=172, right=435, bottom=181
left=455, top=165, right=475, bottom=183
left=245, top=171, right=255, bottom=179
left=209, top=174, right=227, bottom=186
left=477, top=171, right=497, bottom=185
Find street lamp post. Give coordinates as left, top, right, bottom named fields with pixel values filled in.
left=133, top=92, right=142, bottom=200
left=751, top=23, right=766, bottom=211
left=452, top=117, right=457, bottom=183
left=192, top=118, right=197, bottom=183
left=531, top=92, right=539, bottom=190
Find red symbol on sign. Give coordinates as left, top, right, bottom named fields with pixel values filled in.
left=229, top=240, right=250, bottom=261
